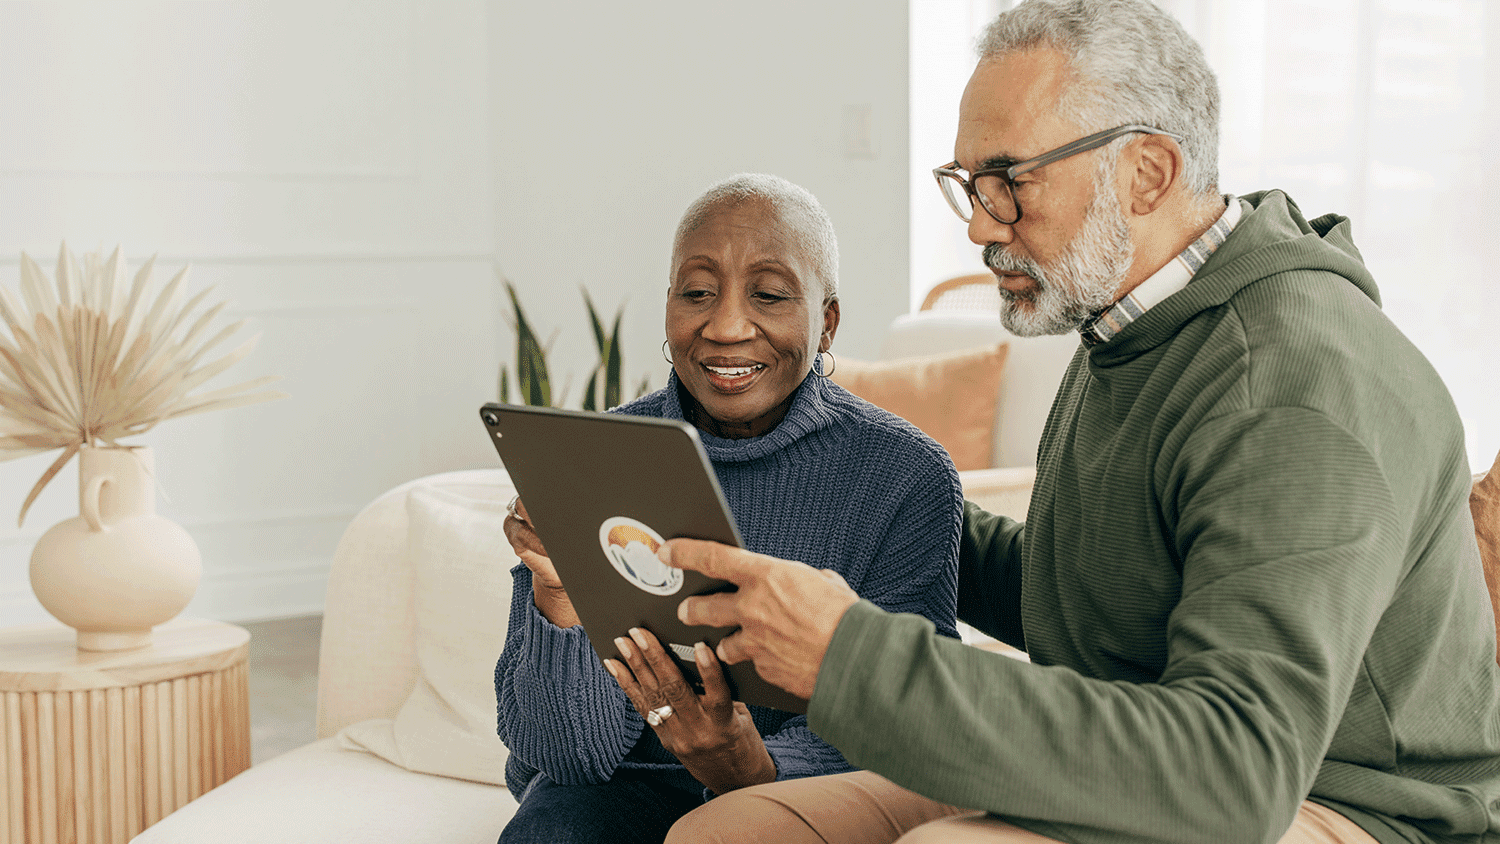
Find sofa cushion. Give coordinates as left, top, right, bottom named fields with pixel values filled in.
left=129, top=737, right=515, bottom=844
left=832, top=343, right=1008, bottom=471
left=1472, top=450, right=1500, bottom=660
left=878, top=311, right=1079, bottom=468
left=958, top=466, right=1036, bottom=522
left=338, top=482, right=516, bottom=785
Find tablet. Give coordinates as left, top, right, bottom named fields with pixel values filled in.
left=479, top=402, right=807, bottom=714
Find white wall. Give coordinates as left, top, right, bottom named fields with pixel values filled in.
left=909, top=0, right=1006, bottom=311
left=489, top=0, right=911, bottom=403
left=0, top=1, right=499, bottom=625
left=0, top=0, right=912, bottom=625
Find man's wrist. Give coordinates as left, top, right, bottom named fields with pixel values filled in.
left=808, top=599, right=878, bottom=715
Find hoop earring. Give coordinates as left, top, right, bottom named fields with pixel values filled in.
left=662, top=340, right=673, bottom=365
left=816, top=350, right=836, bottom=378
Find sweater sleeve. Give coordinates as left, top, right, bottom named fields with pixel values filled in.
left=740, top=438, right=962, bottom=790
left=854, top=449, right=963, bottom=639
left=808, top=409, right=1413, bottom=844
left=494, top=563, right=644, bottom=793
left=758, top=713, right=858, bottom=783
left=957, top=500, right=1025, bottom=649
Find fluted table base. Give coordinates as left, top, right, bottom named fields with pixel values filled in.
left=0, top=618, right=250, bottom=844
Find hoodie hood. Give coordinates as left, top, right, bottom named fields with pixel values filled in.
left=1091, top=190, right=1379, bottom=364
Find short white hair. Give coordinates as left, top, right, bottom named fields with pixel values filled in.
left=673, top=173, right=839, bottom=301
left=978, top=0, right=1220, bottom=198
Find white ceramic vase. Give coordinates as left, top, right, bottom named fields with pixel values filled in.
left=29, top=445, right=202, bottom=652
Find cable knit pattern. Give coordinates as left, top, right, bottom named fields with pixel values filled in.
left=495, top=370, right=961, bottom=802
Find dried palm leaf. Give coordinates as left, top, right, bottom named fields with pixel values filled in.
left=1, top=243, right=288, bottom=526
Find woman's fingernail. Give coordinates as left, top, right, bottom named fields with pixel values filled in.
left=614, top=637, right=632, bottom=658
left=694, top=642, right=711, bottom=664
left=657, top=541, right=672, bottom=565
left=629, top=627, right=648, bottom=649
left=602, top=660, right=619, bottom=679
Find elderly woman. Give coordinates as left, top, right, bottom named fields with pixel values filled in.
left=494, top=173, right=962, bottom=844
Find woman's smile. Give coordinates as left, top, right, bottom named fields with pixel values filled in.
left=701, top=360, right=768, bottom=394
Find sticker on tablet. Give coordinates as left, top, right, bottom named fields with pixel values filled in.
left=599, top=517, right=682, bottom=595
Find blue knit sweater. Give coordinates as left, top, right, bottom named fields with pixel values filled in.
left=494, top=370, right=962, bottom=801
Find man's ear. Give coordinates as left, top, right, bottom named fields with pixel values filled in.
left=1126, top=134, right=1184, bottom=217
left=819, top=296, right=841, bottom=352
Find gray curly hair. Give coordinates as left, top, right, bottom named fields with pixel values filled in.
left=672, top=173, right=839, bottom=301
left=978, top=0, right=1220, bottom=198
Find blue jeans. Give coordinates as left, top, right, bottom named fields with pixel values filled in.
left=499, top=771, right=705, bottom=844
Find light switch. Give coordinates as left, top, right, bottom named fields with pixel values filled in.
left=841, top=103, right=876, bottom=159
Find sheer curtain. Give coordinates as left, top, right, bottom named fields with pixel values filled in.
left=910, top=0, right=1498, bottom=471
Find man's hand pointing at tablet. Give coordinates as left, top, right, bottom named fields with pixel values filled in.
left=663, top=538, right=860, bottom=701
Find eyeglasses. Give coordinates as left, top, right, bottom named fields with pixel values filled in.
left=933, top=124, right=1182, bottom=225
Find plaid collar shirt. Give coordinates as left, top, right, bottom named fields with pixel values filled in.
left=1079, top=196, right=1242, bottom=347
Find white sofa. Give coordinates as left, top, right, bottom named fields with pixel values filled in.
left=871, top=310, right=1076, bottom=519
left=133, top=469, right=527, bottom=843
left=132, top=314, right=1075, bottom=844
left=877, top=310, right=1078, bottom=473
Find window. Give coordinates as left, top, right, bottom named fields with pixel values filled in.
left=910, top=0, right=1497, bottom=470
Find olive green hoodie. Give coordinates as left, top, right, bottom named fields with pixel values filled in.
left=809, top=191, right=1500, bottom=844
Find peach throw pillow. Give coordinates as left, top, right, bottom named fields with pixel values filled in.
left=1471, top=450, right=1500, bottom=662
left=832, top=343, right=1008, bottom=471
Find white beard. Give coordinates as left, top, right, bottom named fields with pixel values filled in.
left=984, top=168, right=1136, bottom=337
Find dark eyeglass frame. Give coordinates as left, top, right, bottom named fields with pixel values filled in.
left=933, top=124, right=1184, bottom=225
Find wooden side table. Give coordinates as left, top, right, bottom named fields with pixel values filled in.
left=0, top=617, right=251, bottom=844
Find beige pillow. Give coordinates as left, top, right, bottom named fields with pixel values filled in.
left=1471, top=450, right=1500, bottom=662
left=832, top=343, right=1008, bottom=471
left=339, top=483, right=515, bottom=785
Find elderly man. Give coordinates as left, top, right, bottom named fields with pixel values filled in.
left=657, top=1, right=1500, bottom=843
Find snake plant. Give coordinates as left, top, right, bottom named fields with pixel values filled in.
left=499, top=280, right=650, bottom=410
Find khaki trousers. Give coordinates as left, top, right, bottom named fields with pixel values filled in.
left=665, top=771, right=1378, bottom=844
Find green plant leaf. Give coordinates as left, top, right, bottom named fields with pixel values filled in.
left=499, top=366, right=510, bottom=404
left=604, top=309, right=623, bottom=409
left=521, top=342, right=549, bottom=406
left=581, top=367, right=598, bottom=411
left=580, top=288, right=609, bottom=410
left=505, top=280, right=551, bottom=407
left=582, top=288, right=607, bottom=354
left=581, top=288, right=626, bottom=410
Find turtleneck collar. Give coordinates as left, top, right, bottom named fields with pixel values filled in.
left=660, top=368, right=842, bottom=464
